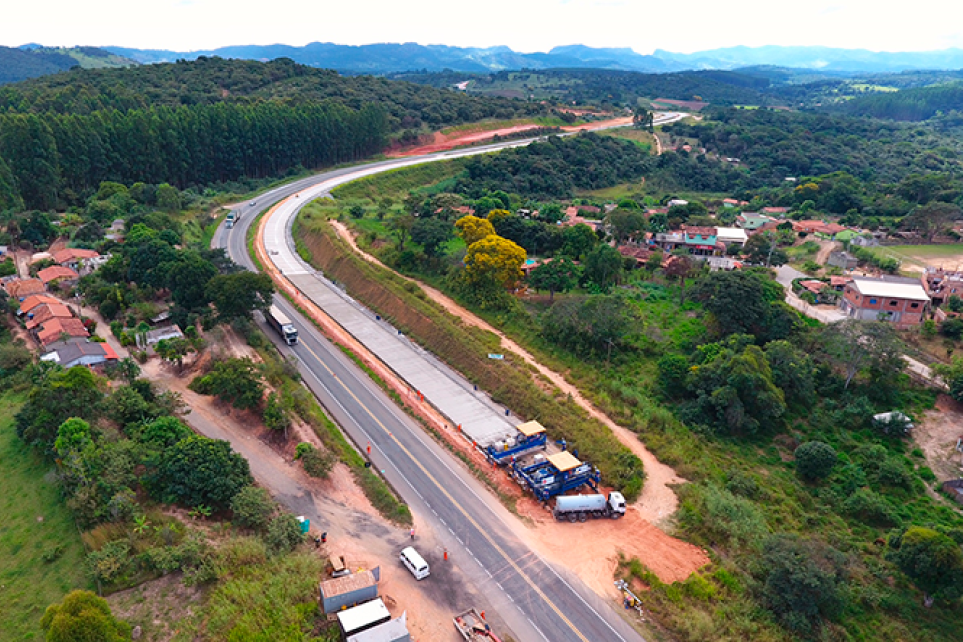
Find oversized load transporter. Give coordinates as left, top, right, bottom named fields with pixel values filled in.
left=511, top=451, right=601, bottom=502
left=553, top=492, right=626, bottom=522
left=484, top=420, right=547, bottom=466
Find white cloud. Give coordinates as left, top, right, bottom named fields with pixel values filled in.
left=3, top=0, right=963, bottom=54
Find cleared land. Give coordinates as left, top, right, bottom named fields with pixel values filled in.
left=0, top=393, right=90, bottom=641
left=866, top=243, right=963, bottom=271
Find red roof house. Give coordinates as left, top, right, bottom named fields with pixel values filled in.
left=37, top=266, right=79, bottom=285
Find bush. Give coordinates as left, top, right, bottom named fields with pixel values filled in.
left=156, top=435, right=253, bottom=510
left=86, top=540, right=133, bottom=585
left=41, top=590, right=131, bottom=642
left=266, top=513, right=304, bottom=553
left=843, top=488, right=898, bottom=526
left=231, top=486, right=276, bottom=531
left=758, top=535, right=845, bottom=636
left=189, top=357, right=264, bottom=411
left=794, top=441, right=837, bottom=481
left=301, top=446, right=335, bottom=479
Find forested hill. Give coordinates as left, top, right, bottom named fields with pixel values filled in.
left=0, top=57, right=546, bottom=130
left=831, top=82, right=963, bottom=121
left=0, top=46, right=78, bottom=84
left=0, top=58, right=547, bottom=211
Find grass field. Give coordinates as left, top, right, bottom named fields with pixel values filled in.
left=331, top=158, right=467, bottom=201
left=865, top=243, right=963, bottom=270
left=0, top=393, right=90, bottom=641
left=440, top=116, right=576, bottom=136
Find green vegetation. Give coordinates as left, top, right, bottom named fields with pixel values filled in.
left=41, top=590, right=130, bottom=642
left=0, top=393, right=90, bottom=641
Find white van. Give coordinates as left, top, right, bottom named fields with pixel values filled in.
left=400, top=546, right=430, bottom=580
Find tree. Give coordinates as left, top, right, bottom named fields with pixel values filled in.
left=410, top=217, right=452, bottom=258
left=189, top=357, right=264, bottom=411
left=818, top=320, right=904, bottom=389
left=632, top=105, right=654, bottom=132
left=794, top=441, right=837, bottom=481
left=559, top=223, right=598, bottom=259
left=889, top=527, right=963, bottom=606
left=902, top=202, right=960, bottom=243
left=538, top=203, right=566, bottom=224
left=387, top=213, right=414, bottom=250
left=157, top=435, right=253, bottom=510
left=205, top=272, right=274, bottom=322
left=230, top=486, right=275, bottom=531
left=454, top=214, right=495, bottom=246
left=759, top=535, right=845, bottom=636
left=155, top=337, right=195, bottom=371
left=463, top=234, right=526, bottom=290
left=528, top=257, right=581, bottom=300
left=54, top=418, right=93, bottom=458
left=266, top=513, right=305, bottom=553
left=163, top=251, right=217, bottom=311
left=156, top=183, right=181, bottom=212
left=40, top=590, right=131, bottom=642
left=137, top=416, right=191, bottom=449
left=542, top=295, right=639, bottom=357
left=764, top=340, right=815, bottom=405
left=606, top=208, right=646, bottom=243
left=262, top=392, right=290, bottom=434
left=663, top=254, right=694, bottom=304
left=16, top=366, right=104, bottom=454
left=582, top=244, right=623, bottom=293
left=934, top=356, right=963, bottom=403
left=743, top=231, right=788, bottom=267
left=691, top=270, right=793, bottom=340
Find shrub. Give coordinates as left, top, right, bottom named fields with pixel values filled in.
left=266, top=513, right=304, bottom=553
left=231, top=486, right=276, bottom=531
left=758, top=535, right=845, bottom=636
left=794, top=441, right=837, bottom=481
left=86, top=540, right=133, bottom=585
left=41, top=590, right=131, bottom=642
left=156, top=435, right=253, bottom=510
left=843, top=489, right=898, bottom=526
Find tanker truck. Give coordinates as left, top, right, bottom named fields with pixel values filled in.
left=553, top=492, right=626, bottom=522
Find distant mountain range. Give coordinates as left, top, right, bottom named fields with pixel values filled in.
left=0, top=45, right=137, bottom=84
left=5, top=42, right=963, bottom=86
left=101, top=42, right=963, bottom=76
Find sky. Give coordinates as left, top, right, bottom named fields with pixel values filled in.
left=5, top=0, right=963, bottom=54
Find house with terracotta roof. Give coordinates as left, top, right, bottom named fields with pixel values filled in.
left=52, top=248, right=100, bottom=271
left=25, top=303, right=73, bottom=330
left=3, top=278, right=46, bottom=300
left=830, top=275, right=853, bottom=291
left=17, top=294, right=61, bottom=316
left=37, top=265, right=79, bottom=286
left=36, top=318, right=89, bottom=346
left=762, top=207, right=790, bottom=216
left=839, top=277, right=930, bottom=328
left=618, top=244, right=654, bottom=267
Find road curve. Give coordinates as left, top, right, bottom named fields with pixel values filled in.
left=212, top=123, right=675, bottom=642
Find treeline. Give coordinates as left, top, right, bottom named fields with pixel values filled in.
left=0, top=100, right=387, bottom=210
left=833, top=82, right=963, bottom=121
left=0, top=45, right=77, bottom=84
left=455, top=133, right=652, bottom=199
left=0, top=57, right=545, bottom=130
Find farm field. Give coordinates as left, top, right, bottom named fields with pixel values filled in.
left=0, top=393, right=90, bottom=641
left=866, top=243, right=963, bottom=271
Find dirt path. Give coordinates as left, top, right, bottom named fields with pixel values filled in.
left=329, top=220, right=686, bottom=525
left=389, top=116, right=634, bottom=157
left=815, top=239, right=840, bottom=265
left=140, top=358, right=467, bottom=641
left=915, top=394, right=963, bottom=483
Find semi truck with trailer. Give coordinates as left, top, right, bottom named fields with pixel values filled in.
left=267, top=305, right=299, bottom=346
left=485, top=420, right=548, bottom=466
left=552, top=492, right=626, bottom=522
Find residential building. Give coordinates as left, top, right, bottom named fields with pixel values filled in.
left=17, top=294, right=61, bottom=316
left=25, top=302, right=73, bottom=330
left=827, top=251, right=858, bottom=271
left=851, top=235, right=879, bottom=248
left=667, top=199, right=689, bottom=207
left=830, top=275, right=853, bottom=291
left=36, top=318, right=90, bottom=346
left=142, top=325, right=185, bottom=347
left=3, top=277, right=46, bottom=300
left=839, top=277, right=930, bottom=328
left=715, top=227, right=748, bottom=247
left=37, top=265, right=79, bottom=286
left=41, top=338, right=119, bottom=368
left=52, top=248, right=101, bottom=272
left=762, top=206, right=790, bottom=216
left=799, top=280, right=831, bottom=302
left=736, top=213, right=773, bottom=231
left=722, top=198, right=749, bottom=208
left=922, top=267, right=963, bottom=307
left=683, top=226, right=723, bottom=256
left=618, top=244, right=654, bottom=267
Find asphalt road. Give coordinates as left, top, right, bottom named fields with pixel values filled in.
left=213, top=131, right=659, bottom=642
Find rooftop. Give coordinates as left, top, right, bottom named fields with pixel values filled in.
left=336, top=598, right=390, bottom=634
left=37, top=265, right=79, bottom=284
left=850, top=278, right=930, bottom=302
left=319, top=570, right=377, bottom=599
left=516, top=420, right=546, bottom=437
left=52, top=248, right=100, bottom=264
left=37, top=318, right=89, bottom=346
left=547, top=451, right=582, bottom=473
left=41, top=338, right=113, bottom=364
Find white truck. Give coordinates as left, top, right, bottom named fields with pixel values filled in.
left=225, top=211, right=236, bottom=229
left=266, top=305, right=299, bottom=346
left=553, top=492, right=626, bottom=522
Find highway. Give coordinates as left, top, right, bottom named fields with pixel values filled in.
left=212, top=124, right=675, bottom=642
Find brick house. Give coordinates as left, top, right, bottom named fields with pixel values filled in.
left=839, top=277, right=930, bottom=328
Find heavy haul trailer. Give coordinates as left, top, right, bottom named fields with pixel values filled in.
left=484, top=420, right=548, bottom=465
left=511, top=451, right=601, bottom=502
